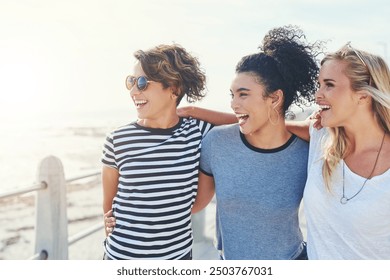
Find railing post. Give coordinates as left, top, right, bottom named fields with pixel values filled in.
left=34, top=155, right=68, bottom=259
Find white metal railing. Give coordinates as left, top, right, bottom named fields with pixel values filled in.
left=0, top=155, right=208, bottom=260
left=0, top=182, right=47, bottom=200
left=0, top=155, right=103, bottom=260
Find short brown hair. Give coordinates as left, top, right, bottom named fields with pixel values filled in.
left=134, top=44, right=207, bottom=105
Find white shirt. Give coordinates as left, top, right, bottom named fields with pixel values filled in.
left=303, top=125, right=390, bottom=259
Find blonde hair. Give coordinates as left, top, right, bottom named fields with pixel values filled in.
left=321, top=44, right=390, bottom=189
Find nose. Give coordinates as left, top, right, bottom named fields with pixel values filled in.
left=129, top=86, right=141, bottom=97
left=314, top=87, right=323, bottom=103
left=230, top=97, right=238, bottom=111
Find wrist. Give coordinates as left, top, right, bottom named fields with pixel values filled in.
left=189, top=106, right=195, bottom=117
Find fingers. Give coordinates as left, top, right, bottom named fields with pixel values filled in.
left=313, top=120, right=323, bottom=130
left=103, top=210, right=116, bottom=234
left=106, top=226, right=114, bottom=234
left=308, top=110, right=321, bottom=120
left=176, top=106, right=194, bottom=118
left=105, top=217, right=116, bottom=226
left=104, top=217, right=115, bottom=235
left=176, top=107, right=186, bottom=117
left=310, top=110, right=323, bottom=130
left=103, top=209, right=113, bottom=219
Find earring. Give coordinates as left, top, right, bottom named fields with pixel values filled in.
left=268, top=107, right=280, bottom=125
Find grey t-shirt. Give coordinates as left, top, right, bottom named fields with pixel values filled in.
left=200, top=124, right=308, bottom=259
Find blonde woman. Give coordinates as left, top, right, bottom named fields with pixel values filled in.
left=288, top=43, right=390, bottom=259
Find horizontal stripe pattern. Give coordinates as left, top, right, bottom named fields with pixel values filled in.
left=102, top=117, right=212, bottom=259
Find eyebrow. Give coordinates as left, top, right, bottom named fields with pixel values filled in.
left=322, top=78, right=336, bottom=82
left=230, top=87, right=251, bottom=92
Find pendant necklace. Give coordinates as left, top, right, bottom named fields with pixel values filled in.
left=340, top=132, right=386, bottom=205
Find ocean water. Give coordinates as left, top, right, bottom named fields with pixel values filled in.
left=0, top=109, right=136, bottom=193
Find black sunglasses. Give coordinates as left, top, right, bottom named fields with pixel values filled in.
left=125, top=75, right=151, bottom=91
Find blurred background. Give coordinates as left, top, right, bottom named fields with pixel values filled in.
left=0, top=0, right=389, bottom=190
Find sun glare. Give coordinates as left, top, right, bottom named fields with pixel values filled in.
left=0, top=46, right=52, bottom=121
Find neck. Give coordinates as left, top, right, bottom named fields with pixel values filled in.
left=343, top=120, right=385, bottom=153
left=138, top=114, right=180, bottom=129
left=244, top=122, right=292, bottom=149
left=342, top=108, right=386, bottom=149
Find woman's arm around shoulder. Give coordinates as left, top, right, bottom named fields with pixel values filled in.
left=192, top=171, right=216, bottom=214
left=102, top=165, right=119, bottom=236
left=177, top=106, right=237, bottom=126
left=285, top=119, right=311, bottom=142
left=285, top=110, right=322, bottom=141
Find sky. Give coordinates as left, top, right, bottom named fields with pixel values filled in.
left=0, top=0, right=389, bottom=125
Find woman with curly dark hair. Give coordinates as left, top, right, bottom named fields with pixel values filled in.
left=185, top=25, right=321, bottom=259
left=101, top=44, right=229, bottom=260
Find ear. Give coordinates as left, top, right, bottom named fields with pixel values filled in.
left=270, top=89, right=284, bottom=109
left=356, top=90, right=370, bottom=105
left=170, top=87, right=179, bottom=100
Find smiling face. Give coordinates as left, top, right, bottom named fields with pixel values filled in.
left=230, top=72, right=273, bottom=135
left=316, top=60, right=361, bottom=128
left=128, top=62, right=177, bottom=125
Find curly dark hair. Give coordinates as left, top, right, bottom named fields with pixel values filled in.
left=134, top=44, right=207, bottom=105
left=236, top=25, right=323, bottom=113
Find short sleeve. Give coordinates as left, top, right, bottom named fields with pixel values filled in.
left=101, top=132, right=117, bottom=169
left=199, top=129, right=214, bottom=176
left=193, top=118, right=214, bottom=138
left=308, top=122, right=328, bottom=168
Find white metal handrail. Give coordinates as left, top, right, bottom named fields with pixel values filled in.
left=0, top=182, right=47, bottom=200
left=65, top=171, right=101, bottom=184
left=0, top=156, right=102, bottom=260
left=68, top=222, right=103, bottom=246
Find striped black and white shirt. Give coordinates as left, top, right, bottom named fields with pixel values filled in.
left=102, top=117, right=213, bottom=259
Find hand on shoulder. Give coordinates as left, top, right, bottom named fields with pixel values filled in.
left=177, top=106, right=195, bottom=118
left=308, top=110, right=323, bottom=130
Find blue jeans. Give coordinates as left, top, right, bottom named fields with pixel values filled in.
left=294, top=242, right=308, bottom=260
left=218, top=242, right=308, bottom=260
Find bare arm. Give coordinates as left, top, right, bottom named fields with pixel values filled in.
left=102, top=165, right=119, bottom=236
left=285, top=119, right=311, bottom=142
left=177, top=106, right=237, bottom=126
left=192, top=171, right=215, bottom=214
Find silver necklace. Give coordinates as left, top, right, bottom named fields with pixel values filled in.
left=340, top=132, right=386, bottom=204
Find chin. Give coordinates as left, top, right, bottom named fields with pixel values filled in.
left=136, top=112, right=147, bottom=119
left=321, top=119, right=337, bottom=129
left=239, top=127, right=251, bottom=135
